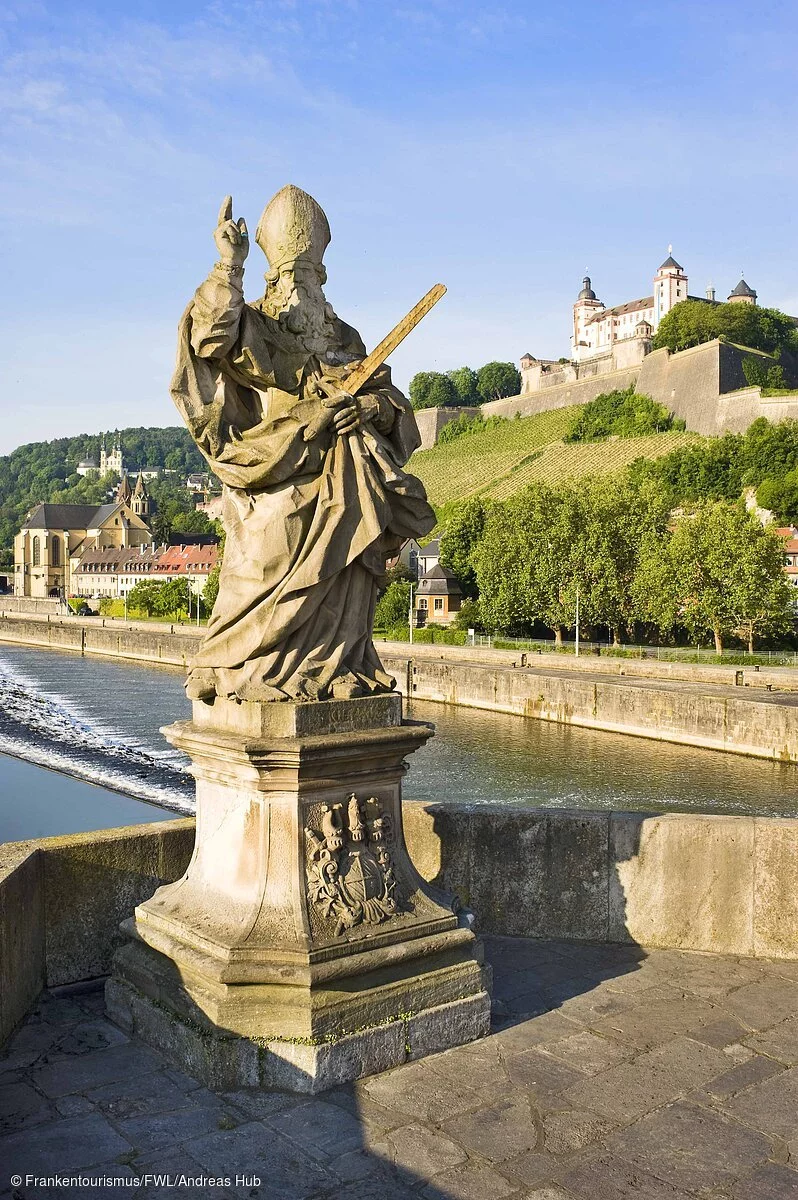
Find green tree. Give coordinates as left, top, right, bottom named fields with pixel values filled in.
left=476, top=361, right=522, bottom=402
left=127, top=579, right=167, bottom=617
left=474, top=484, right=581, bottom=642
left=755, top=472, right=798, bottom=523
left=633, top=502, right=793, bottom=653
left=652, top=300, right=798, bottom=358
left=201, top=520, right=225, bottom=614
left=439, top=496, right=490, bottom=597
left=203, top=564, right=221, bottom=613
left=446, top=366, right=480, bottom=406
left=569, top=476, right=671, bottom=644
left=408, top=371, right=458, bottom=410
left=452, top=597, right=483, bottom=631
left=374, top=580, right=411, bottom=629
left=153, top=578, right=192, bottom=619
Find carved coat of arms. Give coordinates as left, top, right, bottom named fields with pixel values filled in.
left=305, top=794, right=401, bottom=937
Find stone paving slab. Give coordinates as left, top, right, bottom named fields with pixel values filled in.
left=1, top=936, right=798, bottom=1199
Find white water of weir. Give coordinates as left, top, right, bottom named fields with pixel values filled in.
left=0, top=654, right=195, bottom=813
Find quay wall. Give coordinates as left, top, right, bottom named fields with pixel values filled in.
left=0, top=612, right=200, bottom=668
left=2, top=804, right=796, bottom=1046
left=3, top=614, right=798, bottom=759
left=383, top=653, right=798, bottom=763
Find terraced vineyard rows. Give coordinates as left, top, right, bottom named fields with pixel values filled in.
left=410, top=408, right=701, bottom=507
left=410, top=407, right=577, bottom=507
left=482, top=431, right=700, bottom=501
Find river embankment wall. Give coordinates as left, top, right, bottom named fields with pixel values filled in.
left=383, top=652, right=798, bottom=763
left=4, top=614, right=798, bottom=760
left=2, top=806, right=795, bottom=1046
left=0, top=611, right=200, bottom=668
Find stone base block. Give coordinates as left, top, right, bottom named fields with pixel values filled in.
left=105, top=973, right=491, bottom=1094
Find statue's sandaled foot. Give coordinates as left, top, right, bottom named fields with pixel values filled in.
left=233, top=680, right=288, bottom=703
left=330, top=674, right=365, bottom=700
left=185, top=668, right=216, bottom=701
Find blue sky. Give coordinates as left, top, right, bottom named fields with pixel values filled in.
left=1, top=0, right=797, bottom=455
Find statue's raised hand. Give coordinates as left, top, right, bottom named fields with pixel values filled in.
left=214, top=195, right=249, bottom=266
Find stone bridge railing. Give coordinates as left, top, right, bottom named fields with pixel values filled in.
left=2, top=805, right=796, bottom=1050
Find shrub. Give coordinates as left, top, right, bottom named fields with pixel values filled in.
left=565, top=387, right=679, bottom=443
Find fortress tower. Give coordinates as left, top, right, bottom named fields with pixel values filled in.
left=728, top=277, right=757, bottom=306
left=571, top=276, right=605, bottom=362
left=653, top=250, right=688, bottom=326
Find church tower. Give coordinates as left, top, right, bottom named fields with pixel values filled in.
left=131, top=471, right=152, bottom=521
left=653, top=249, right=688, bottom=328
left=100, top=434, right=124, bottom=477
left=116, top=475, right=132, bottom=505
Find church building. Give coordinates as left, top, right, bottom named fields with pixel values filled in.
left=13, top=479, right=153, bottom=600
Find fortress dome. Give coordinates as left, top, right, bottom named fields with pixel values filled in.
left=577, top=275, right=597, bottom=301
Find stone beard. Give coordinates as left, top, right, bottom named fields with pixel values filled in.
left=170, top=185, right=435, bottom=703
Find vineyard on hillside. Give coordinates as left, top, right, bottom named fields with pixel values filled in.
left=410, top=408, right=701, bottom=507
left=410, top=408, right=576, bottom=507
left=481, top=431, right=700, bottom=501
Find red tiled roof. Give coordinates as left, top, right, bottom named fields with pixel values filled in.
left=153, top=544, right=219, bottom=575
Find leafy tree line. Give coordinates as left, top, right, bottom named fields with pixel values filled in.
left=630, top=417, right=798, bottom=523
left=564, top=386, right=685, bottom=442
left=652, top=299, right=798, bottom=364
left=409, top=362, right=521, bottom=410
left=437, top=484, right=793, bottom=654
left=0, top=426, right=210, bottom=550
left=120, top=577, right=204, bottom=620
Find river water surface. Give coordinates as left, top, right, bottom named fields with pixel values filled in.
left=1, top=642, right=797, bottom=842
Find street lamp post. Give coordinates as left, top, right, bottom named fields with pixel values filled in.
left=409, top=584, right=414, bottom=645
left=575, top=585, right=580, bottom=658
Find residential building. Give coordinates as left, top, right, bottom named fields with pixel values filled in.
left=385, top=538, right=421, bottom=578
left=72, top=541, right=218, bottom=600
left=72, top=545, right=163, bottom=599
left=153, top=543, right=219, bottom=596
left=416, top=539, right=441, bottom=577
left=415, top=564, right=462, bottom=625
left=777, top=526, right=798, bottom=609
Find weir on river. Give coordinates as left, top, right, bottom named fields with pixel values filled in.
left=1, top=641, right=797, bottom=844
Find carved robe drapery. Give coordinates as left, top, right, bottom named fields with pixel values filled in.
left=170, top=266, right=435, bottom=701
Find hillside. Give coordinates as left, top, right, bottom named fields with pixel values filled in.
left=0, top=427, right=206, bottom=551
left=410, top=407, right=701, bottom=508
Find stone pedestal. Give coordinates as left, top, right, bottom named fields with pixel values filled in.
left=106, top=693, right=491, bottom=1093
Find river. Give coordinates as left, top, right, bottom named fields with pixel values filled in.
left=1, top=642, right=797, bottom=843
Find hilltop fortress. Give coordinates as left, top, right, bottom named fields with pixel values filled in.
left=415, top=252, right=798, bottom=449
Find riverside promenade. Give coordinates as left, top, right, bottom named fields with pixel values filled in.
left=2, top=938, right=798, bottom=1199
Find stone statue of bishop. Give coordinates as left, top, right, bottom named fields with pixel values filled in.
left=170, top=185, right=435, bottom=703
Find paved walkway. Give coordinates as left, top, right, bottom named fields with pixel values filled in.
left=2, top=938, right=798, bottom=1199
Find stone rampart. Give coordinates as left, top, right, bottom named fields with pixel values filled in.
left=428, top=340, right=798, bottom=444
left=2, top=803, right=796, bottom=1047
left=413, top=405, right=474, bottom=450
left=0, top=596, right=63, bottom=616
left=480, top=365, right=640, bottom=421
